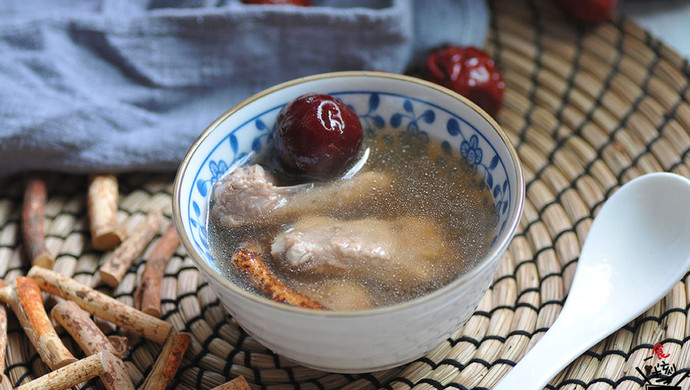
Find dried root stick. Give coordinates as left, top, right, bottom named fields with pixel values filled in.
left=21, top=176, right=54, bottom=268
left=14, top=351, right=134, bottom=390
left=50, top=301, right=133, bottom=389
left=211, top=376, right=251, bottom=390
left=231, top=246, right=326, bottom=310
left=98, top=208, right=163, bottom=288
left=0, top=278, right=76, bottom=369
left=88, top=174, right=126, bottom=251
left=27, top=266, right=172, bottom=344
left=51, top=300, right=128, bottom=358
left=139, top=332, right=191, bottom=390
left=134, top=222, right=180, bottom=317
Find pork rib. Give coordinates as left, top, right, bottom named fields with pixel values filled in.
left=270, top=215, right=449, bottom=285
left=211, top=165, right=392, bottom=228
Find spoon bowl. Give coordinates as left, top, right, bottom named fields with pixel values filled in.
left=494, top=172, right=690, bottom=389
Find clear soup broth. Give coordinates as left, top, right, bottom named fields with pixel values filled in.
left=208, top=127, right=498, bottom=310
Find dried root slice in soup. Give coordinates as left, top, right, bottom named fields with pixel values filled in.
left=231, top=243, right=327, bottom=310
left=271, top=215, right=449, bottom=286
left=211, top=165, right=392, bottom=228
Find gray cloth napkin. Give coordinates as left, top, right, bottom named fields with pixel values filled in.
left=0, top=0, right=488, bottom=177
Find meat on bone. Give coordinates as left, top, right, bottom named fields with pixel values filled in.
left=211, top=164, right=391, bottom=228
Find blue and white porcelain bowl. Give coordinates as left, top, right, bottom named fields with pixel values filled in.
left=173, top=71, right=525, bottom=373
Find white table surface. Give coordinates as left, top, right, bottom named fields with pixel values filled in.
left=621, top=0, right=690, bottom=60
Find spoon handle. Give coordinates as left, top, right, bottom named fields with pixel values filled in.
left=494, top=172, right=690, bottom=389
left=492, top=309, right=604, bottom=389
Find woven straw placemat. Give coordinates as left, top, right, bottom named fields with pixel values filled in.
left=2, top=0, right=690, bottom=388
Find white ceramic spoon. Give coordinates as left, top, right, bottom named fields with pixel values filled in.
left=493, top=172, right=690, bottom=389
